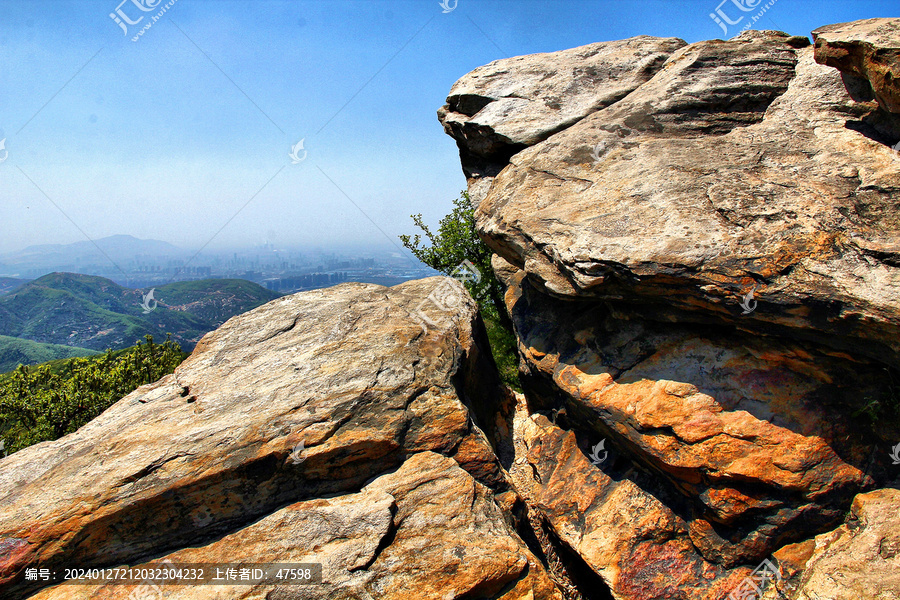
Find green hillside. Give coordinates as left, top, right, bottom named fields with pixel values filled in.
left=0, top=273, right=281, bottom=352
left=0, top=277, right=29, bottom=296
left=0, top=335, right=187, bottom=454
left=0, top=335, right=98, bottom=374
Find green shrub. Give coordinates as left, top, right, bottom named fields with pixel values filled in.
left=0, top=335, right=187, bottom=454
left=401, top=191, right=520, bottom=390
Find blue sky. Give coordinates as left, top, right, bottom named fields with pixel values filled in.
left=0, top=0, right=895, bottom=256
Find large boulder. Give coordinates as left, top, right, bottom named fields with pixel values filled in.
left=506, top=269, right=879, bottom=568
left=462, top=31, right=900, bottom=367
left=437, top=36, right=687, bottom=200
left=442, top=18, right=900, bottom=600
left=812, top=18, right=900, bottom=113
left=0, top=278, right=557, bottom=599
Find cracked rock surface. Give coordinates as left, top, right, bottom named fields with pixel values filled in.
left=507, top=268, right=883, bottom=572
left=442, top=20, right=900, bottom=600
left=0, top=278, right=558, bottom=599
left=448, top=29, right=900, bottom=367
left=27, top=452, right=560, bottom=600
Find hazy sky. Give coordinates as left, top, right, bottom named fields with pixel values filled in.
left=0, top=0, right=895, bottom=255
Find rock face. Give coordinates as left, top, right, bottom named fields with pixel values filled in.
left=438, top=36, right=687, bottom=200
left=514, top=409, right=749, bottom=600
left=507, top=270, right=878, bottom=568
left=0, top=279, right=559, bottom=599
left=444, top=29, right=900, bottom=368
left=27, top=452, right=561, bottom=600
left=793, top=489, right=900, bottom=600
left=441, top=19, right=900, bottom=600
left=812, top=18, right=900, bottom=113
left=4, top=18, right=900, bottom=600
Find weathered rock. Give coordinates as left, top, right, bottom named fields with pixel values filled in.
left=514, top=408, right=749, bottom=600
left=438, top=36, right=686, bottom=185
left=506, top=271, right=880, bottom=567
left=28, top=452, right=562, bottom=600
left=440, top=21, right=900, bottom=599
left=792, top=488, right=900, bottom=600
left=466, top=33, right=900, bottom=368
left=813, top=18, right=900, bottom=113
left=0, top=278, right=536, bottom=599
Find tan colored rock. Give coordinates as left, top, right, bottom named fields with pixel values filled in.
left=516, top=410, right=750, bottom=600
left=794, top=488, right=900, bottom=600
left=437, top=19, right=900, bottom=600
left=507, top=271, right=878, bottom=566
left=467, top=34, right=900, bottom=367
left=0, top=278, right=519, bottom=599
left=438, top=36, right=686, bottom=181
left=813, top=18, right=900, bottom=113
left=28, top=452, right=562, bottom=600
left=440, top=22, right=900, bottom=598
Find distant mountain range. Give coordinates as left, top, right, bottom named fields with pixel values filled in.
left=0, top=235, right=186, bottom=276
left=0, top=273, right=281, bottom=356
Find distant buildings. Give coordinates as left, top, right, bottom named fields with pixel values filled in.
left=0, top=243, right=436, bottom=292
left=264, top=272, right=348, bottom=292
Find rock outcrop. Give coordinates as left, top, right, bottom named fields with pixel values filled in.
left=3, top=17, right=900, bottom=600
left=438, top=36, right=687, bottom=200
left=812, top=18, right=900, bottom=113
left=441, top=18, right=900, bottom=600
left=0, top=279, right=558, bottom=599
left=447, top=29, right=900, bottom=368
left=507, top=269, right=877, bottom=568
left=27, top=452, right=561, bottom=600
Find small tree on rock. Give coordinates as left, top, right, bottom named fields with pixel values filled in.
left=400, top=191, right=512, bottom=332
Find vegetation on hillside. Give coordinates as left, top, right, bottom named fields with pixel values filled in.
left=0, top=335, right=98, bottom=374
left=0, top=273, right=280, bottom=352
left=0, top=277, right=29, bottom=296
left=0, top=335, right=188, bottom=455
left=401, top=192, right=520, bottom=389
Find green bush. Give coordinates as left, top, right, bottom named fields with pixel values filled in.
left=401, top=191, right=520, bottom=390
left=0, top=335, right=187, bottom=455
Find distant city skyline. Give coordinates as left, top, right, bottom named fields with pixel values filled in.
left=0, top=233, right=437, bottom=291
left=1, top=0, right=895, bottom=255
